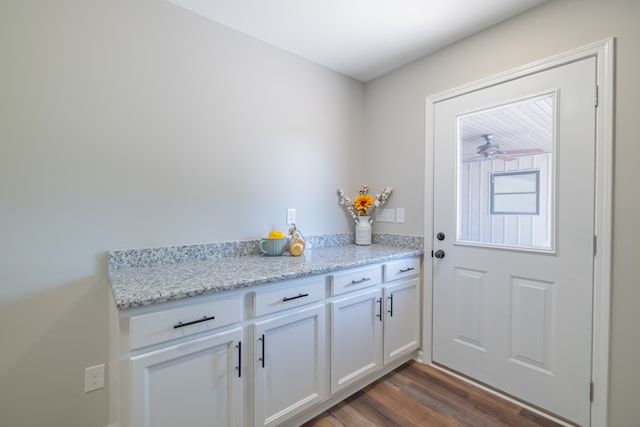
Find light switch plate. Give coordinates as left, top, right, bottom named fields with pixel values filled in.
left=376, top=208, right=395, bottom=223
left=395, top=208, right=405, bottom=223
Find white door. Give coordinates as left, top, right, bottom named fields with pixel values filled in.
left=432, top=57, right=596, bottom=425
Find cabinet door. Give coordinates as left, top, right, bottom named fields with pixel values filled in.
left=330, top=288, right=383, bottom=393
left=254, top=304, right=326, bottom=427
left=384, top=277, right=421, bottom=364
left=130, top=328, right=243, bottom=427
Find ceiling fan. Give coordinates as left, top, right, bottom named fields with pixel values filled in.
left=474, top=134, right=544, bottom=161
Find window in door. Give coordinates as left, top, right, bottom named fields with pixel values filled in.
left=457, top=93, right=555, bottom=251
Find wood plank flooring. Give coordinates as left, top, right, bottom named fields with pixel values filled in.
left=302, top=361, right=564, bottom=427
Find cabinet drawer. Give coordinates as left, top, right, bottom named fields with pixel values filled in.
left=254, top=278, right=325, bottom=317
left=331, top=264, right=382, bottom=296
left=383, top=257, right=421, bottom=282
left=129, top=294, right=242, bottom=350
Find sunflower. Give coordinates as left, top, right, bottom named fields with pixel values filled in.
left=353, top=193, right=374, bottom=215
left=338, top=185, right=393, bottom=223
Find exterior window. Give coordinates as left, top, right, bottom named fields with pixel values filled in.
left=490, top=170, right=540, bottom=215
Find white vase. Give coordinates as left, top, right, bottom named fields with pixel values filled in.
left=355, top=216, right=372, bottom=245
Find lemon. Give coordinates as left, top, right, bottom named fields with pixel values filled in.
left=267, top=230, right=285, bottom=238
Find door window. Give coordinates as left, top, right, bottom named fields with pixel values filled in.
left=457, top=93, right=555, bottom=251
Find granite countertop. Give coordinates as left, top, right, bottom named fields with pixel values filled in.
left=109, top=242, right=422, bottom=310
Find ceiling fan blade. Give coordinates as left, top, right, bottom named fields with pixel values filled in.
left=496, top=154, right=517, bottom=161
left=502, top=148, right=545, bottom=155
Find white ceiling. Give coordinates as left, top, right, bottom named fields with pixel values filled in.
left=460, top=94, right=553, bottom=162
left=167, top=0, right=549, bottom=82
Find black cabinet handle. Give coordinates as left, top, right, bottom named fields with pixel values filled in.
left=351, top=277, right=371, bottom=285
left=282, top=293, right=309, bottom=302
left=399, top=267, right=415, bottom=273
left=387, top=294, right=394, bottom=317
left=258, top=334, right=265, bottom=368
left=376, top=298, right=383, bottom=322
left=236, top=341, right=242, bottom=378
left=173, top=315, right=215, bottom=329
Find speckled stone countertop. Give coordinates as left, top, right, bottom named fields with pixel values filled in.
left=109, top=234, right=423, bottom=310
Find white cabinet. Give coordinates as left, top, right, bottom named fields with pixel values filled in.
left=331, top=264, right=381, bottom=296
left=383, top=258, right=422, bottom=365
left=253, top=277, right=325, bottom=317
left=129, top=327, right=243, bottom=427
left=114, top=254, right=420, bottom=427
left=128, top=294, right=242, bottom=350
left=383, top=277, right=421, bottom=364
left=253, top=303, right=326, bottom=427
left=329, top=258, right=421, bottom=394
left=330, top=287, right=383, bottom=393
left=120, top=293, right=244, bottom=427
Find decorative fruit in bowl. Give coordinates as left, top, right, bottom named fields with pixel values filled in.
left=260, top=231, right=288, bottom=256
left=267, top=229, right=285, bottom=238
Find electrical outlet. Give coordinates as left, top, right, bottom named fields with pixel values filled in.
left=84, top=364, right=105, bottom=393
left=395, top=208, right=406, bottom=223
left=286, top=208, right=296, bottom=225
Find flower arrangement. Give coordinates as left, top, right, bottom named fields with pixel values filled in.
left=337, top=185, right=393, bottom=224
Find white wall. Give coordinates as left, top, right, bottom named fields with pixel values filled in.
left=366, top=1, right=640, bottom=425
left=3, top=0, right=639, bottom=426
left=0, top=1, right=364, bottom=425
left=460, top=154, right=551, bottom=249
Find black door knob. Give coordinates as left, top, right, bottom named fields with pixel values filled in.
left=434, top=250, right=445, bottom=259
left=436, top=232, right=445, bottom=241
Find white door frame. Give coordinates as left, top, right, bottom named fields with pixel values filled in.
left=423, top=38, right=614, bottom=426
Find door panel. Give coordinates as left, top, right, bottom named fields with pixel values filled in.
left=433, top=57, right=596, bottom=426
left=330, top=288, right=382, bottom=393
left=509, top=276, right=554, bottom=372
left=453, top=267, right=486, bottom=351
left=130, top=328, right=243, bottom=427
left=384, top=278, right=421, bottom=364
left=253, top=304, right=326, bottom=427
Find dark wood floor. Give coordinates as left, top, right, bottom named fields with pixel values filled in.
left=303, top=361, right=564, bottom=427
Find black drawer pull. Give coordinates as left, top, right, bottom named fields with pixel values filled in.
left=173, top=315, right=215, bottom=329
left=282, top=293, right=309, bottom=302
left=351, top=277, right=371, bottom=285
left=399, top=267, right=415, bottom=273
